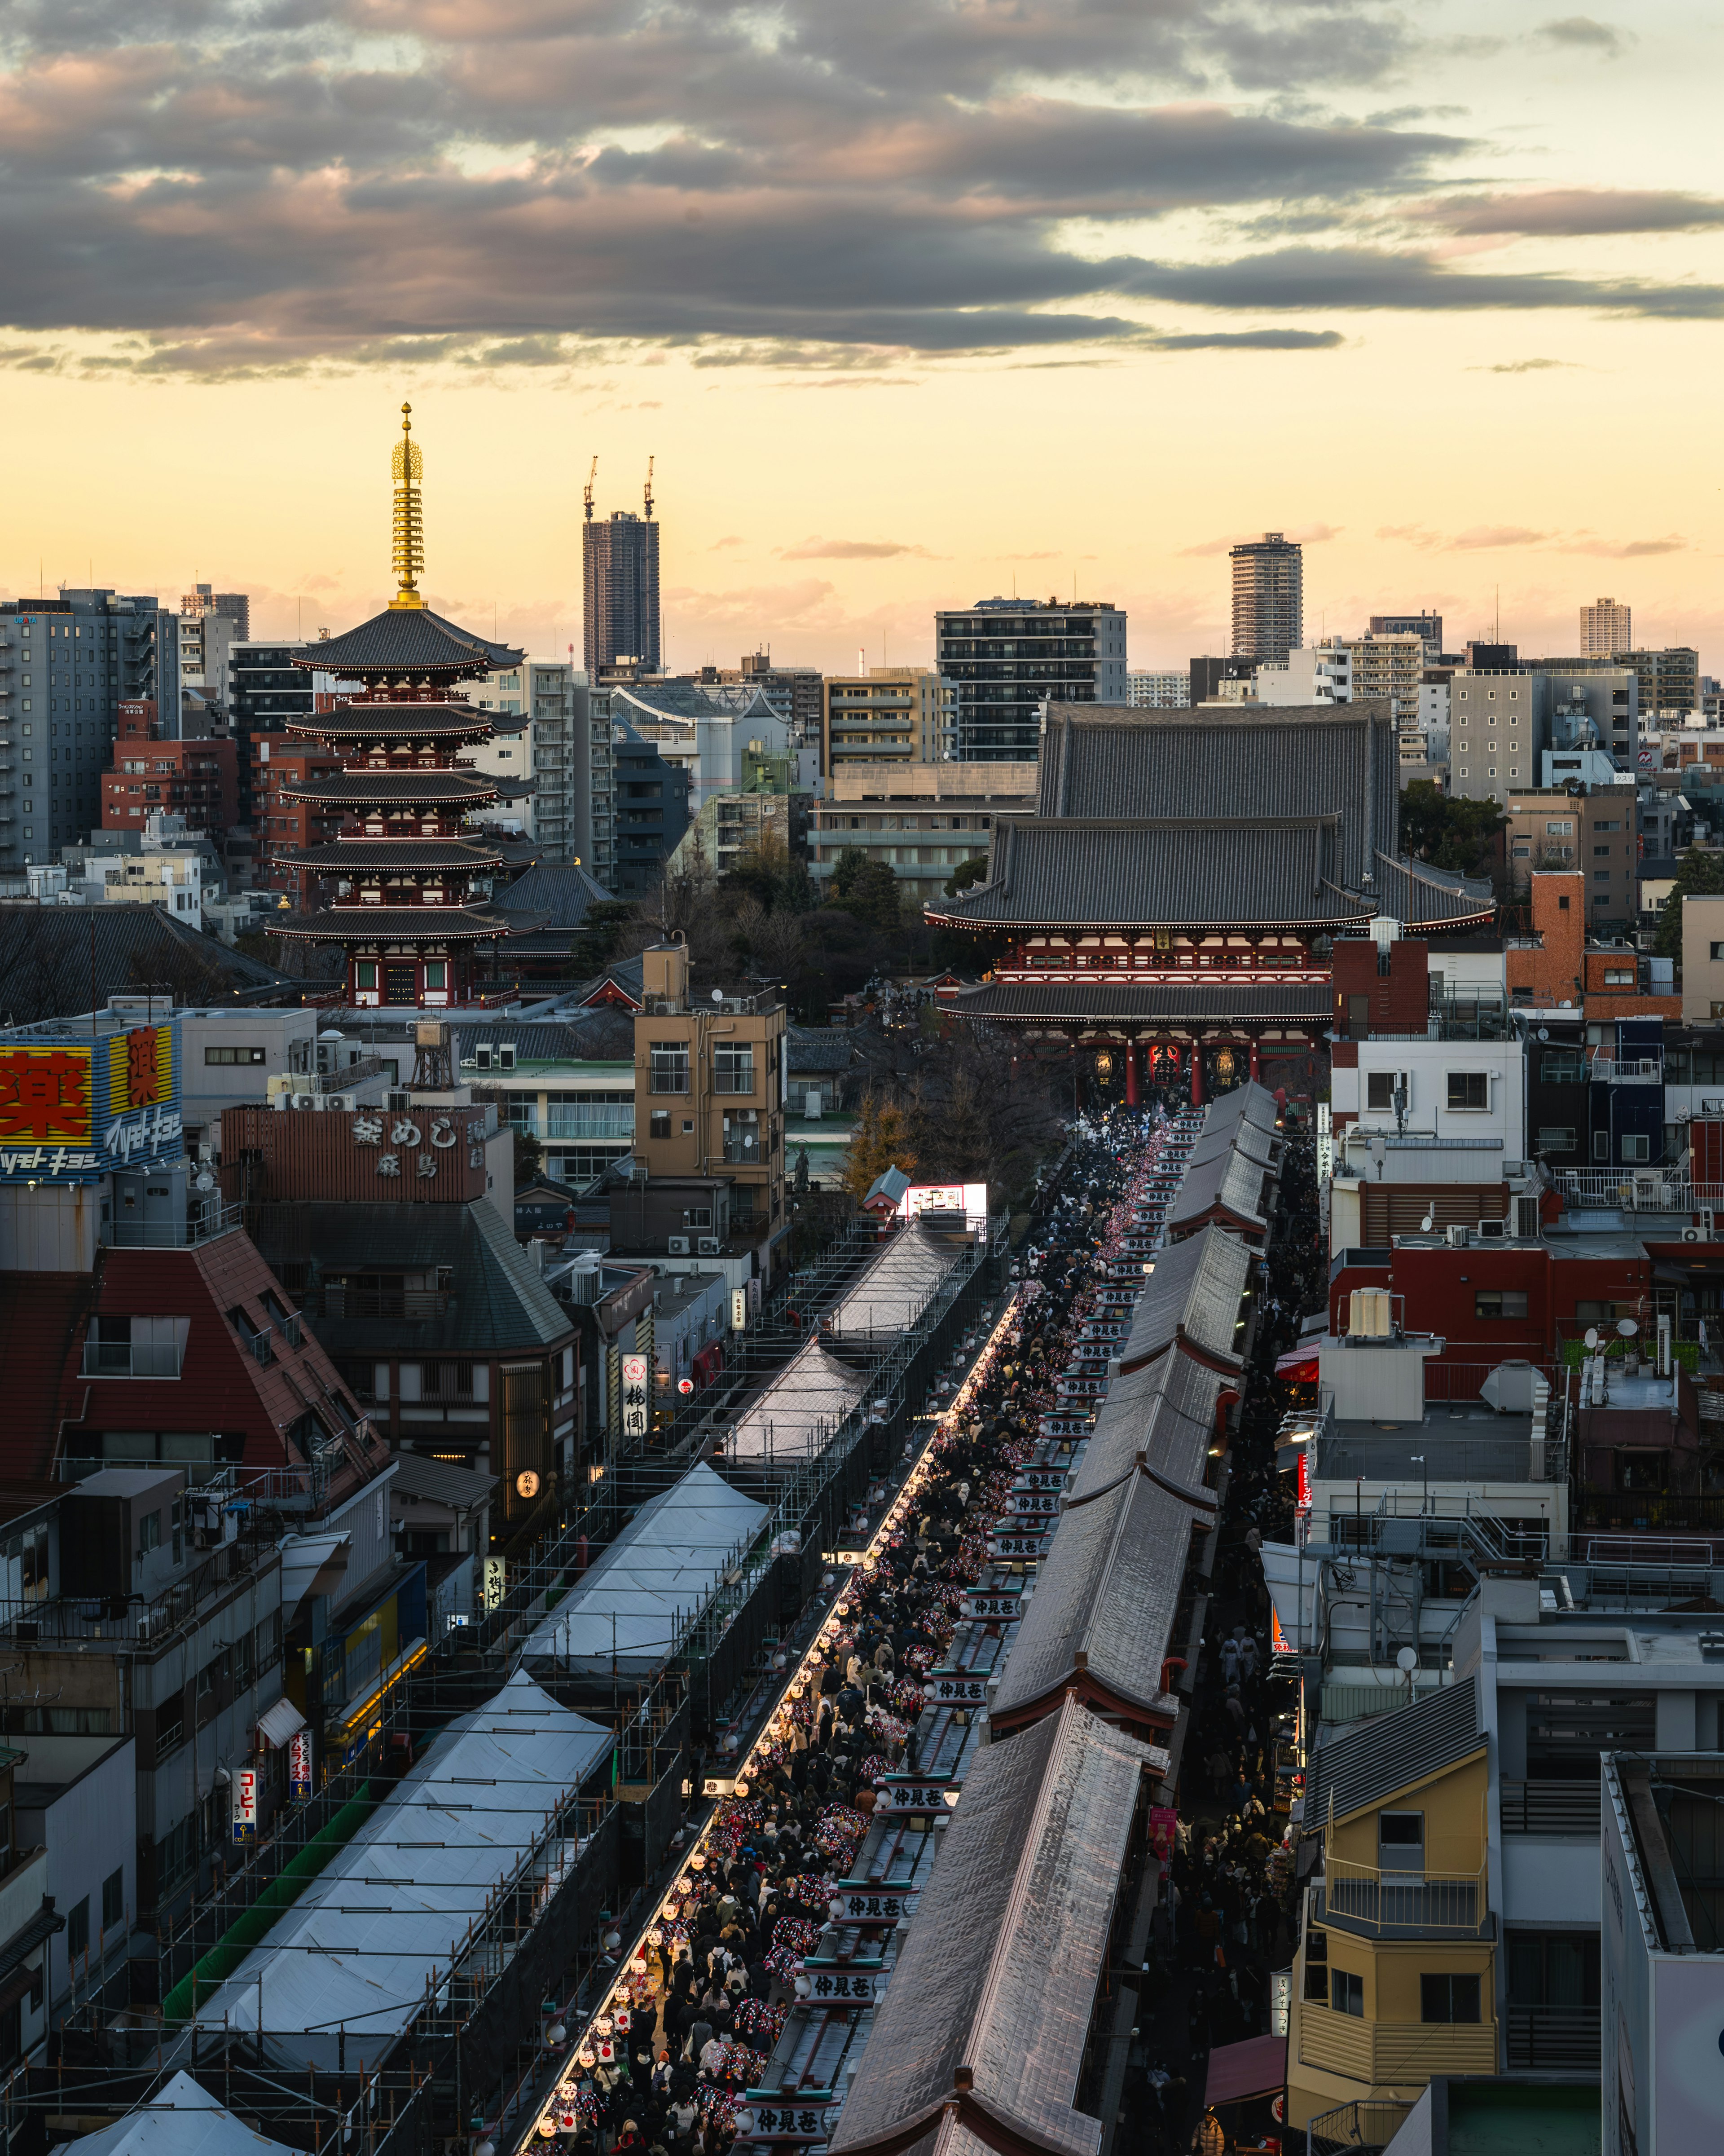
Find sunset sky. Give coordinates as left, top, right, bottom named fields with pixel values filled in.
left=1, top=0, right=1720, bottom=672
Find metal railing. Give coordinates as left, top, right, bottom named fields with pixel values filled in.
left=1308, top=2099, right=1414, bottom=2152
left=1555, top=1170, right=1715, bottom=1210
left=1500, top=1780, right=1602, bottom=1836
left=101, top=1201, right=243, bottom=1250
left=1506, top=2004, right=1601, bottom=2069
left=1319, top=1855, right=1488, bottom=1934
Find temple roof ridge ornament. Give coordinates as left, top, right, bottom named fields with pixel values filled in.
left=390, top=401, right=426, bottom=610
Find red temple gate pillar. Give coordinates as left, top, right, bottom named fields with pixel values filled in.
left=1249, top=1036, right=1261, bottom=1083
left=1125, top=1043, right=1140, bottom=1107
left=1190, top=1043, right=1206, bottom=1107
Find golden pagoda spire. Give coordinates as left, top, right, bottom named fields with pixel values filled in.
left=389, top=401, right=426, bottom=609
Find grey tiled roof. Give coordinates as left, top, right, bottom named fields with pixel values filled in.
left=987, top=1473, right=1192, bottom=1731
left=1304, top=1677, right=1482, bottom=1829
left=1036, top=702, right=1401, bottom=894
left=491, top=861, right=616, bottom=928
left=453, top=1014, right=634, bottom=1063
left=1168, top=1142, right=1273, bottom=1235
left=289, top=839, right=508, bottom=870
left=299, top=605, right=523, bottom=677
left=281, top=769, right=528, bottom=804
left=0, top=906, right=290, bottom=1024
left=272, top=905, right=509, bottom=942
left=830, top=1697, right=1159, bottom=2156
left=1068, top=1342, right=1225, bottom=1508
left=786, top=1026, right=855, bottom=1073
left=290, top=701, right=528, bottom=739
left=1119, top=1226, right=1252, bottom=1374
left=943, top=982, right=1334, bottom=1023
left=933, top=816, right=1363, bottom=931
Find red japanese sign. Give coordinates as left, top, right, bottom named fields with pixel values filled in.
left=0, top=1049, right=92, bottom=1144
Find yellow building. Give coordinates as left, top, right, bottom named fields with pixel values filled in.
left=1289, top=1679, right=1496, bottom=2143
left=631, top=941, right=787, bottom=1246
left=821, top=666, right=955, bottom=773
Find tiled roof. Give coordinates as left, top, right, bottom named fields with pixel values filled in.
left=1067, top=1343, right=1225, bottom=1511
left=1304, top=1677, right=1482, bottom=1829
left=932, top=816, right=1363, bottom=931
left=299, top=606, right=523, bottom=677
left=491, top=861, right=616, bottom=928
left=786, top=1026, right=855, bottom=1073
left=453, top=1014, right=634, bottom=1064
left=1035, top=702, right=1401, bottom=894
left=0, top=904, right=289, bottom=1023
left=280, top=770, right=531, bottom=805
left=941, top=983, right=1334, bottom=1023
left=288, top=702, right=528, bottom=739
left=389, top=1451, right=500, bottom=1509
left=272, top=905, right=510, bottom=942
left=1118, top=1225, right=1252, bottom=1374
left=1168, top=1142, right=1273, bottom=1235
left=1365, top=851, right=1495, bottom=927
left=830, top=1697, right=1161, bottom=2156
left=289, top=839, right=508, bottom=871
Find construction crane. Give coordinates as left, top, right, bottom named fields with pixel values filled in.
left=583, top=455, right=597, bottom=521
left=644, top=454, right=655, bottom=520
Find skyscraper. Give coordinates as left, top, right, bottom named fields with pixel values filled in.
left=1230, top=532, right=1303, bottom=666
left=1580, top=595, right=1632, bottom=656
left=1369, top=612, right=1443, bottom=660
left=935, top=597, right=1127, bottom=759
left=583, top=505, right=661, bottom=679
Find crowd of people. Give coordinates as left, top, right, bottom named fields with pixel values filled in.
left=539, top=1091, right=1319, bottom=2156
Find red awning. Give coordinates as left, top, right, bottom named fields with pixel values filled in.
left=1274, top=1350, right=1319, bottom=1384
left=1205, top=2033, right=1287, bottom=2108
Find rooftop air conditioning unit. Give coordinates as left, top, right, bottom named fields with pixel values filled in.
left=473, top=1046, right=493, bottom=1071
left=291, top=1093, right=316, bottom=1111
left=697, top=1236, right=721, bottom=1256
left=667, top=1235, right=690, bottom=1255
left=1683, top=1227, right=1704, bottom=1243
left=1476, top=1218, right=1506, bottom=1239
left=1446, top=1224, right=1471, bottom=1248
left=1633, top=1173, right=1665, bottom=1208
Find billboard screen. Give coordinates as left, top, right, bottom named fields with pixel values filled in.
left=899, top=1182, right=989, bottom=1229
left=0, top=1023, right=182, bottom=1182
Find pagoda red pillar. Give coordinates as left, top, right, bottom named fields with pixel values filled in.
left=1249, top=1036, right=1261, bottom=1084
left=1190, top=1043, right=1206, bottom=1107
left=1126, top=1044, right=1140, bottom=1107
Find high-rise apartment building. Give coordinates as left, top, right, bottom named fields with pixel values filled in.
left=1580, top=595, right=1631, bottom=657
left=180, top=584, right=251, bottom=639
left=822, top=667, right=956, bottom=774
left=935, top=598, right=1126, bottom=760
left=582, top=510, right=661, bottom=679
left=1126, top=672, right=1190, bottom=709
left=0, top=589, right=176, bottom=869
left=1368, top=612, right=1443, bottom=660
left=1230, top=532, right=1302, bottom=665
left=459, top=658, right=588, bottom=864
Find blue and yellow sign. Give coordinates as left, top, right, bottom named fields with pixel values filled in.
left=0, top=1023, right=183, bottom=1182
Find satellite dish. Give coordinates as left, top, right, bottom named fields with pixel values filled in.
left=712, top=989, right=724, bottom=1003
left=1396, top=1646, right=1418, bottom=1674
left=1537, top=1027, right=1549, bottom=1041
left=1584, top=1327, right=1600, bottom=1349
left=1421, top=1215, right=1435, bottom=1233
left=1617, top=1317, right=1639, bottom=1337
left=194, top=1169, right=216, bottom=1193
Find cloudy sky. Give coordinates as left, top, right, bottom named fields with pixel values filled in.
left=2, top=0, right=1720, bottom=668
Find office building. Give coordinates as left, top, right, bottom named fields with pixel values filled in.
left=935, top=598, right=1126, bottom=761
left=821, top=667, right=956, bottom=774
left=582, top=507, right=661, bottom=679
left=1230, top=531, right=1303, bottom=665
left=611, top=723, right=691, bottom=895
left=1449, top=666, right=1638, bottom=808
left=100, top=702, right=239, bottom=838
left=1369, top=612, right=1443, bottom=661
left=1126, top=672, right=1190, bottom=709
left=180, top=585, right=251, bottom=639
left=1256, top=642, right=1353, bottom=707
left=458, top=658, right=587, bottom=864
left=811, top=761, right=1035, bottom=903
left=1579, top=595, right=1631, bottom=657
left=698, top=653, right=822, bottom=741
left=1257, top=634, right=1423, bottom=732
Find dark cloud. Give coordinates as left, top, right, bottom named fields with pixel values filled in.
left=1418, top=189, right=1724, bottom=237
left=1535, top=15, right=1629, bottom=55
left=1147, top=328, right=1343, bottom=349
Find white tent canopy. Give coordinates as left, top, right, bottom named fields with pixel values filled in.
left=519, top=1461, right=769, bottom=1675
left=824, top=1224, right=959, bottom=1337
left=187, top=1672, right=610, bottom=2072
left=726, top=1340, right=869, bottom=1468
left=55, top=2071, right=297, bottom=2155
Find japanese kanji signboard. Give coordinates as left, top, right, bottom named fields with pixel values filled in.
left=0, top=1023, right=183, bottom=1182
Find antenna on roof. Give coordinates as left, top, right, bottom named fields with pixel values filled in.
left=644, top=455, right=655, bottom=521
left=584, top=456, right=598, bottom=522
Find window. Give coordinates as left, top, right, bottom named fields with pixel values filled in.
left=1421, top=1974, right=1481, bottom=2024
left=1593, top=845, right=1613, bottom=857
left=101, top=1866, right=124, bottom=1933
left=722, top=1109, right=760, bottom=1164
left=203, top=1045, right=265, bottom=1066
left=1622, top=1134, right=1650, bottom=1163
left=1538, top=1127, right=1576, bottom=1152
left=1545, top=820, right=1574, bottom=836
left=1303, top=1924, right=1328, bottom=2000
left=1559, top=895, right=1570, bottom=911
left=1475, top=1290, right=1529, bottom=1319
left=1379, top=1811, right=1425, bottom=1855
left=1614, top=1450, right=1669, bottom=1494
left=1331, top=1968, right=1364, bottom=2017
left=66, top=1896, right=89, bottom=1964
left=649, top=1042, right=690, bottom=1094
left=1366, top=1071, right=1409, bottom=1111
left=713, top=1045, right=755, bottom=1095
left=1711, top=943, right=1724, bottom=961
left=1508, top=1931, right=1599, bottom=2011
left=1593, top=1130, right=1608, bottom=1161
left=650, top=1109, right=671, bottom=1140
left=1540, top=1049, right=1586, bottom=1085
left=1447, top=1072, right=1488, bottom=1110
left=1593, top=871, right=1611, bottom=883
left=1602, top=969, right=1634, bottom=987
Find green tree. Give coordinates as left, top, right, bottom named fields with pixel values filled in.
left=1654, top=848, right=1724, bottom=958
left=943, top=856, right=990, bottom=899
left=1399, top=780, right=1506, bottom=881
left=567, top=899, right=639, bottom=978
left=513, top=1126, right=544, bottom=1185
left=841, top=1092, right=918, bottom=1199
left=829, top=856, right=903, bottom=935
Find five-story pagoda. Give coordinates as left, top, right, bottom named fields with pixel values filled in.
left=273, top=406, right=532, bottom=1008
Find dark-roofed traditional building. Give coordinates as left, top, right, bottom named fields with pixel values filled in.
left=927, top=703, right=1494, bottom=1101
left=488, top=859, right=617, bottom=978
left=271, top=407, right=535, bottom=1010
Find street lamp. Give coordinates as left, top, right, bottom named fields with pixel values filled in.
left=1410, top=1452, right=1427, bottom=1514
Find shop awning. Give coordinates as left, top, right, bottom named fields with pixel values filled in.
left=1273, top=1349, right=1319, bottom=1384
left=1205, top=2033, right=1286, bottom=2108
left=255, top=1697, right=306, bottom=1751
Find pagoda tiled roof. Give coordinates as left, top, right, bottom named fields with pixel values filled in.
left=287, top=701, right=528, bottom=740
left=271, top=904, right=510, bottom=942
left=288, top=838, right=509, bottom=871
left=941, top=982, right=1333, bottom=1023
left=279, top=769, right=532, bottom=805
left=298, top=606, right=523, bottom=678
left=489, top=860, right=616, bottom=930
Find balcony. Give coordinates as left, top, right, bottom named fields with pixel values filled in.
left=1500, top=1779, right=1601, bottom=1836
left=1298, top=2002, right=1497, bottom=2083
left=1318, top=1856, right=1491, bottom=1938
left=1505, top=2004, right=1600, bottom=2069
